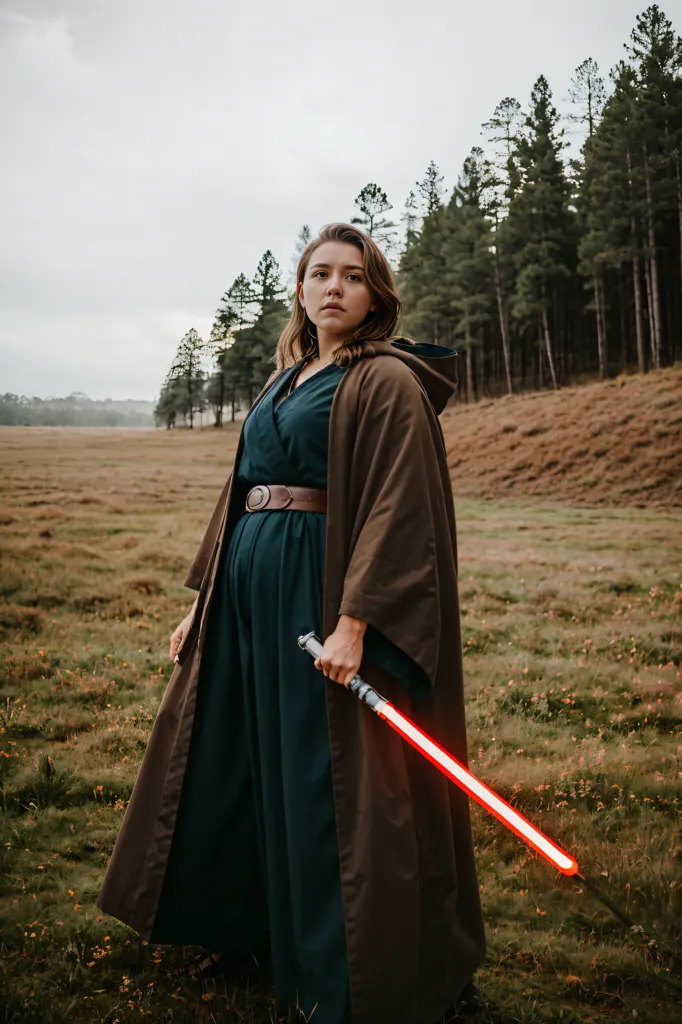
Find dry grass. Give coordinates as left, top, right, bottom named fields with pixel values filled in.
left=0, top=371, right=680, bottom=1023
left=442, top=364, right=681, bottom=508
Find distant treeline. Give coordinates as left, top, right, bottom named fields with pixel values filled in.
left=156, top=6, right=681, bottom=427
left=0, top=393, right=155, bottom=428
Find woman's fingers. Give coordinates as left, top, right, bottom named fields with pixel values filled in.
left=313, top=648, right=360, bottom=686
left=169, top=625, right=184, bottom=662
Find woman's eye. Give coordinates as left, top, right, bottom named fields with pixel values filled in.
left=313, top=271, right=362, bottom=281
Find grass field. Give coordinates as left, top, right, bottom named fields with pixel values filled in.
left=0, top=373, right=680, bottom=1023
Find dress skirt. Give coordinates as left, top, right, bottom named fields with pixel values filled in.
left=149, top=359, right=431, bottom=1023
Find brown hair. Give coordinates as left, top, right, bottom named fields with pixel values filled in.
left=274, top=222, right=413, bottom=371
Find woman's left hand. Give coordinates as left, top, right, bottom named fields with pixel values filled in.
left=314, top=621, right=364, bottom=687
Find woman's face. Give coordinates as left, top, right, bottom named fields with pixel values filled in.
left=298, top=240, right=377, bottom=339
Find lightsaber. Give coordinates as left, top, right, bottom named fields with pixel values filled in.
left=298, top=630, right=635, bottom=927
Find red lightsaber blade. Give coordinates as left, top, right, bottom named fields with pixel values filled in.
left=298, top=631, right=640, bottom=929
left=298, top=630, right=578, bottom=877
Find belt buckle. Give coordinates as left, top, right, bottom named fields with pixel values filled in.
left=246, top=484, right=271, bottom=511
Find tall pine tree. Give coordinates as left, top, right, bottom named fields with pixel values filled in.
left=350, top=184, right=399, bottom=255
left=507, top=76, right=575, bottom=389
left=443, top=148, right=496, bottom=401
left=482, top=97, right=526, bottom=393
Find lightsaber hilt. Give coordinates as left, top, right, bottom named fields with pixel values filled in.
left=298, top=630, right=388, bottom=713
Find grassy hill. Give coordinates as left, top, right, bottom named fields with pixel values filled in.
left=442, top=365, right=681, bottom=509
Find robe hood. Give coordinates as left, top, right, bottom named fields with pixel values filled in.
left=370, top=337, right=458, bottom=415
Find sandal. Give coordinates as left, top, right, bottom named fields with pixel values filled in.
left=187, top=945, right=271, bottom=982
left=187, top=950, right=225, bottom=980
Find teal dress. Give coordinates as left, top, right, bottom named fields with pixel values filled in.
left=150, top=358, right=431, bottom=1023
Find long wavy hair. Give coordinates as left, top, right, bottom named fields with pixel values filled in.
left=274, top=222, right=414, bottom=371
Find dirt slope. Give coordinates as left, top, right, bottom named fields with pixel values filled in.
left=441, top=364, right=681, bottom=508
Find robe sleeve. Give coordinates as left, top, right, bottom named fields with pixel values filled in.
left=337, top=359, right=453, bottom=695
left=362, top=624, right=432, bottom=704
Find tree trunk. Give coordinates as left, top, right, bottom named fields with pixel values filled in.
left=632, top=245, right=646, bottom=374
left=594, top=273, right=606, bottom=380
left=480, top=329, right=488, bottom=397
left=541, top=311, right=559, bottom=390
left=493, top=251, right=513, bottom=394
left=677, top=160, right=682, bottom=298
left=465, top=345, right=473, bottom=403
left=618, top=272, right=627, bottom=372
left=644, top=254, right=657, bottom=369
left=216, top=368, right=225, bottom=428
left=593, top=274, right=606, bottom=378
left=626, top=147, right=646, bottom=375
left=644, top=161, right=663, bottom=369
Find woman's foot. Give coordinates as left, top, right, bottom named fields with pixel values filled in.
left=187, top=950, right=223, bottom=980
left=436, top=980, right=484, bottom=1021
left=187, top=945, right=271, bottom=982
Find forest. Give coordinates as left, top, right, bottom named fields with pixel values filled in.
left=155, top=5, right=681, bottom=427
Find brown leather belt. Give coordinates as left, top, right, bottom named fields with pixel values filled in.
left=244, top=484, right=327, bottom=513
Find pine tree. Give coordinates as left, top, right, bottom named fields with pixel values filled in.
left=154, top=374, right=186, bottom=428
left=444, top=148, right=496, bottom=401
left=625, top=4, right=682, bottom=367
left=399, top=168, right=449, bottom=345
left=571, top=59, right=617, bottom=378
left=507, top=76, right=575, bottom=390
left=166, top=328, right=206, bottom=429
left=350, top=184, right=399, bottom=254
left=415, top=160, right=446, bottom=217
left=215, top=273, right=259, bottom=335
left=482, top=97, right=526, bottom=393
left=399, top=205, right=451, bottom=345
left=234, top=251, right=290, bottom=403
left=575, top=61, right=652, bottom=377
left=206, top=323, right=230, bottom=427
left=568, top=58, right=608, bottom=137
left=210, top=273, right=260, bottom=424
left=402, top=190, right=420, bottom=237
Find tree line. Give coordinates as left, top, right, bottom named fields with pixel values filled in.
left=0, top=393, right=154, bottom=427
left=155, top=4, right=681, bottom=426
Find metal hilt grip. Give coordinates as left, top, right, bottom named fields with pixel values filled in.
left=298, top=631, right=387, bottom=713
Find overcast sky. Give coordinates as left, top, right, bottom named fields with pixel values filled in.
left=0, top=0, right=658, bottom=401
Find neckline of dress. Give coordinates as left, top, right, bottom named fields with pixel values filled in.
left=277, top=358, right=337, bottom=406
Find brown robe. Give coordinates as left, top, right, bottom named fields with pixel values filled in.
left=97, top=338, right=486, bottom=1023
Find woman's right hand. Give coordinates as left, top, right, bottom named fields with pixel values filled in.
left=169, top=599, right=198, bottom=664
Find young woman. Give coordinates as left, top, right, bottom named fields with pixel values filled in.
left=97, top=223, right=486, bottom=1023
